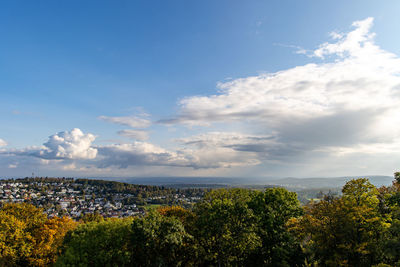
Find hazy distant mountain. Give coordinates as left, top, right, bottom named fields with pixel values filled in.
left=92, top=175, right=394, bottom=189
left=261, top=176, right=393, bottom=189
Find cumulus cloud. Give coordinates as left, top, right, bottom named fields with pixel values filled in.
left=176, top=131, right=315, bottom=167
left=17, top=128, right=98, bottom=160
left=95, top=136, right=261, bottom=170
left=117, top=129, right=149, bottom=141
left=99, top=115, right=151, bottom=128
left=0, top=139, right=7, bottom=147
left=160, top=18, right=400, bottom=160
left=95, top=142, right=189, bottom=168
left=93, top=132, right=268, bottom=170
left=176, top=132, right=270, bottom=168
left=4, top=129, right=261, bottom=170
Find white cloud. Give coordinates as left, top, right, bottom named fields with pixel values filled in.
left=160, top=18, right=400, bottom=160
left=118, top=129, right=149, bottom=141
left=40, top=128, right=97, bottom=159
left=0, top=139, right=7, bottom=147
left=314, top=17, right=375, bottom=58
left=62, top=163, right=77, bottom=170
left=17, top=128, right=98, bottom=160
left=95, top=134, right=262, bottom=170
left=99, top=115, right=151, bottom=128
left=95, top=142, right=190, bottom=168
left=8, top=163, right=17, bottom=169
left=5, top=129, right=263, bottom=171
left=329, top=31, right=343, bottom=40
left=176, top=132, right=268, bottom=168
left=177, top=132, right=276, bottom=153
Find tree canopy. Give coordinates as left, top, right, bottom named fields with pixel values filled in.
left=0, top=203, right=77, bottom=266
left=3, top=175, right=400, bottom=266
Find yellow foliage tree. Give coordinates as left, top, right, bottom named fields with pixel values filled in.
left=29, top=216, right=77, bottom=266
left=157, top=205, right=193, bottom=223
left=0, top=212, right=34, bottom=266
left=0, top=203, right=77, bottom=266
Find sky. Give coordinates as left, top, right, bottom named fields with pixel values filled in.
left=1, top=0, right=400, bottom=178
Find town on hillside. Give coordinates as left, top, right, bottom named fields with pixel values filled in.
left=0, top=177, right=206, bottom=218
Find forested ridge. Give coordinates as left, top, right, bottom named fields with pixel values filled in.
left=2, top=174, right=400, bottom=266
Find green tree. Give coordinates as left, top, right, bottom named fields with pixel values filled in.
left=56, top=217, right=133, bottom=267
left=192, top=188, right=261, bottom=266
left=394, top=172, right=400, bottom=184
left=247, top=187, right=304, bottom=266
left=290, top=178, right=389, bottom=266
left=80, top=212, right=104, bottom=223
left=131, top=211, right=193, bottom=267
left=341, top=178, right=389, bottom=265
left=379, top=172, right=400, bottom=265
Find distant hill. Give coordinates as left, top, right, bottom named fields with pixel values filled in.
left=261, top=176, right=393, bottom=189
left=89, top=175, right=394, bottom=189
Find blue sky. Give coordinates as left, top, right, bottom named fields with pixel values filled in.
left=1, top=1, right=400, bottom=178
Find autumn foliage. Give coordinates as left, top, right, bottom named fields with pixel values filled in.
left=3, top=174, right=400, bottom=266
left=0, top=203, right=77, bottom=266
left=157, top=205, right=193, bottom=223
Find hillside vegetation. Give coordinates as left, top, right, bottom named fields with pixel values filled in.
left=1, top=174, right=400, bottom=266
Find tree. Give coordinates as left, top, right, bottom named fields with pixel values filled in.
left=379, top=172, right=400, bottom=265
left=0, top=203, right=77, bottom=266
left=192, top=188, right=261, bottom=266
left=131, top=211, right=193, bottom=267
left=157, top=205, right=193, bottom=225
left=394, top=172, right=400, bottom=184
left=1, top=203, right=47, bottom=233
left=0, top=212, right=33, bottom=266
left=0, top=203, right=47, bottom=266
left=290, top=178, right=389, bottom=266
left=29, top=216, right=77, bottom=266
left=56, top=217, right=133, bottom=266
left=80, top=212, right=104, bottom=223
left=341, top=179, right=389, bottom=265
left=289, top=195, right=350, bottom=266
left=247, top=187, right=304, bottom=266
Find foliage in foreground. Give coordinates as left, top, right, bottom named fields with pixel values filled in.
left=56, top=217, right=133, bottom=266
left=3, top=174, right=400, bottom=266
left=0, top=203, right=76, bottom=266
